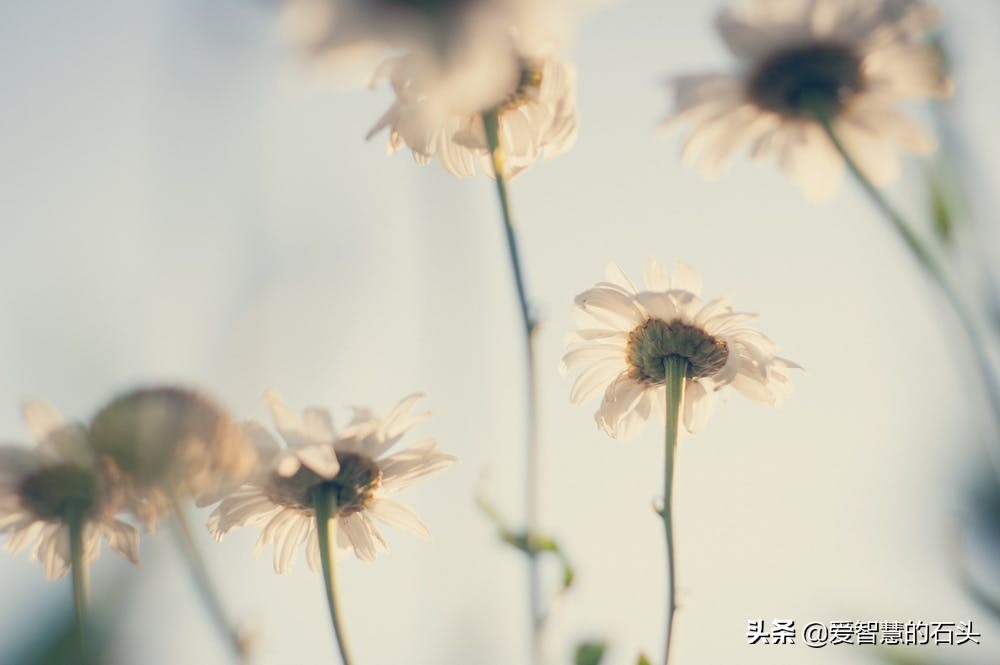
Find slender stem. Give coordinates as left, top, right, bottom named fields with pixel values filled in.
left=169, top=497, right=246, bottom=662
left=482, top=109, right=544, bottom=663
left=814, top=111, right=1000, bottom=470
left=68, top=512, right=89, bottom=662
left=315, top=485, right=355, bottom=665
left=661, top=356, right=688, bottom=665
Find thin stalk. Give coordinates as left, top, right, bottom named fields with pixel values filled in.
left=315, top=485, right=355, bottom=665
left=68, top=511, right=89, bottom=662
left=661, top=355, right=688, bottom=665
left=169, top=497, right=246, bottom=662
left=482, top=109, right=544, bottom=663
left=814, top=111, right=1000, bottom=469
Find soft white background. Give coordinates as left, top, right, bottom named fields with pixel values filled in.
left=1, top=1, right=999, bottom=664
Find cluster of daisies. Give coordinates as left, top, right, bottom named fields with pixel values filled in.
left=0, top=388, right=454, bottom=578
left=278, top=0, right=579, bottom=177
left=274, top=0, right=948, bottom=200
left=1, top=0, right=956, bottom=660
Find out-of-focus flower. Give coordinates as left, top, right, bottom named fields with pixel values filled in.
left=208, top=392, right=456, bottom=572
left=89, top=387, right=256, bottom=528
left=280, top=0, right=563, bottom=68
left=662, top=0, right=952, bottom=202
left=0, top=401, right=139, bottom=579
left=367, top=48, right=577, bottom=177
left=561, top=259, right=799, bottom=439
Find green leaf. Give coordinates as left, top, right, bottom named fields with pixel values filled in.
left=574, top=642, right=606, bottom=665
left=636, top=654, right=652, bottom=665
left=927, top=168, right=955, bottom=244
left=476, top=491, right=576, bottom=591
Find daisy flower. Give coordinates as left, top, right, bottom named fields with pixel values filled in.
left=367, top=47, right=578, bottom=178
left=561, top=259, right=799, bottom=439
left=663, top=0, right=952, bottom=202
left=208, top=391, right=456, bottom=572
left=0, top=400, right=139, bottom=579
left=88, top=387, right=257, bottom=528
left=280, top=0, right=561, bottom=70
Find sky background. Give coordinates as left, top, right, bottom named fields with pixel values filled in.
left=1, top=1, right=1000, bottom=664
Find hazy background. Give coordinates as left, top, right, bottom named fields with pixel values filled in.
left=1, top=1, right=999, bottom=663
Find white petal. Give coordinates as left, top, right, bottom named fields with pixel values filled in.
left=670, top=263, right=703, bottom=296
left=682, top=380, right=717, bottom=434
left=20, top=400, right=65, bottom=443
left=297, top=444, right=341, bottom=480
left=368, top=499, right=431, bottom=541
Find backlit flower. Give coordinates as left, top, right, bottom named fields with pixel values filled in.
left=367, top=48, right=578, bottom=177
left=562, top=259, right=799, bottom=439
left=208, top=392, right=456, bottom=572
left=0, top=401, right=139, bottom=579
left=662, top=0, right=952, bottom=202
left=89, top=387, right=256, bottom=528
left=280, top=0, right=561, bottom=70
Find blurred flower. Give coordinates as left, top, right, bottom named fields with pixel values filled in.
left=662, top=0, right=952, bottom=202
left=280, top=0, right=564, bottom=69
left=367, top=47, right=577, bottom=177
left=208, top=391, right=456, bottom=571
left=561, top=259, right=799, bottom=439
left=0, top=401, right=139, bottom=579
left=89, top=387, right=256, bottom=528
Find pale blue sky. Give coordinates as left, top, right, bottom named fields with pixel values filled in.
left=1, top=1, right=999, bottom=664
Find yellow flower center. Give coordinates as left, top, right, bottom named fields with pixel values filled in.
left=626, top=318, right=729, bottom=382
left=496, top=64, right=544, bottom=113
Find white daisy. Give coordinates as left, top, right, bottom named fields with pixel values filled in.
left=208, top=391, right=456, bottom=572
left=88, top=387, right=258, bottom=529
left=663, top=0, right=952, bottom=202
left=280, top=0, right=561, bottom=70
left=366, top=47, right=578, bottom=178
left=561, top=259, right=799, bottom=439
left=0, top=400, right=139, bottom=579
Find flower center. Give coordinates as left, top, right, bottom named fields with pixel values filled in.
left=626, top=318, right=729, bottom=382
left=748, top=43, right=863, bottom=118
left=271, top=452, right=383, bottom=515
left=496, top=63, right=544, bottom=113
left=18, top=464, right=98, bottom=521
left=378, top=0, right=476, bottom=12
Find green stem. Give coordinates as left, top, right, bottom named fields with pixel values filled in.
left=483, top=109, right=544, bottom=663
left=814, top=110, right=1000, bottom=471
left=68, top=512, right=89, bottom=662
left=661, top=356, right=687, bottom=665
left=315, top=485, right=355, bottom=665
left=169, top=497, right=246, bottom=662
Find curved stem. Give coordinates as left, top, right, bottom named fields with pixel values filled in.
left=483, top=109, right=544, bottom=663
left=661, top=356, right=688, bottom=665
left=68, top=512, right=89, bottom=662
left=315, top=485, right=355, bottom=665
left=169, top=497, right=246, bottom=662
left=814, top=111, right=1000, bottom=471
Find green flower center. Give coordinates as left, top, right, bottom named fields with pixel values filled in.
left=18, top=464, right=98, bottom=521
left=748, top=43, right=863, bottom=118
left=626, top=318, right=729, bottom=382
left=271, top=452, right=383, bottom=515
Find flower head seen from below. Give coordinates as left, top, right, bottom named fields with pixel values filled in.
left=662, top=0, right=952, bottom=202
left=89, top=387, right=256, bottom=529
left=0, top=401, right=139, bottom=579
left=280, top=0, right=562, bottom=74
left=208, top=391, right=456, bottom=572
left=367, top=46, right=578, bottom=178
left=562, top=259, right=799, bottom=439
